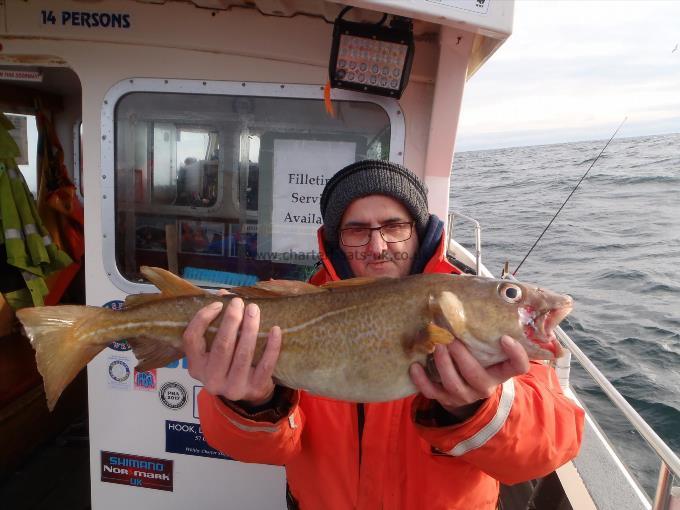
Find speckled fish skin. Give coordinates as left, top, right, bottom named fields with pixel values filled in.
left=17, top=272, right=573, bottom=410
left=250, top=273, right=572, bottom=401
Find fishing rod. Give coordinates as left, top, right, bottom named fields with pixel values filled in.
left=512, top=116, right=627, bottom=276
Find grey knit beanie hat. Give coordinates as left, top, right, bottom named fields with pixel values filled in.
left=320, top=159, right=429, bottom=247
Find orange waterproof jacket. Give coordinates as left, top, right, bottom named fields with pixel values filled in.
left=198, top=232, right=585, bottom=510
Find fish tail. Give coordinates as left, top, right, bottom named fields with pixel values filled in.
left=16, top=305, right=111, bottom=411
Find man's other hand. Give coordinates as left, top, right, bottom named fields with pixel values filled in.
left=409, top=336, right=529, bottom=420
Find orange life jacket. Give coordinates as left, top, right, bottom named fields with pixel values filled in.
left=198, top=230, right=584, bottom=509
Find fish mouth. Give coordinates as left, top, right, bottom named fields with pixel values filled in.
left=521, top=296, right=573, bottom=357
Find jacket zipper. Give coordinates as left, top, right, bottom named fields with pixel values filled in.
left=357, top=403, right=365, bottom=469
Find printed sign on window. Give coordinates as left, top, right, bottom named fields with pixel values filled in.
left=271, top=140, right=356, bottom=263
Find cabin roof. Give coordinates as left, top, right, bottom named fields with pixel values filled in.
left=128, top=0, right=513, bottom=78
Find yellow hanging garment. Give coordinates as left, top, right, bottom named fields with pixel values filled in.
left=0, top=113, right=72, bottom=309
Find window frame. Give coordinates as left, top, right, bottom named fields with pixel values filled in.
left=101, top=78, right=405, bottom=293
left=73, top=120, right=84, bottom=201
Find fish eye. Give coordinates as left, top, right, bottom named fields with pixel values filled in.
left=499, top=283, right=522, bottom=303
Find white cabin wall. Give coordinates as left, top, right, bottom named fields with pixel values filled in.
left=0, top=0, right=481, bottom=295
left=0, top=3, right=510, bottom=508
left=400, top=80, right=434, bottom=173
left=2, top=1, right=441, bottom=170
left=423, top=26, right=474, bottom=221
left=0, top=41, right=331, bottom=302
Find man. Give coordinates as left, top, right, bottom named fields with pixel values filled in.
left=183, top=159, right=584, bottom=509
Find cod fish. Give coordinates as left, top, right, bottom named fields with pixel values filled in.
left=16, top=267, right=573, bottom=411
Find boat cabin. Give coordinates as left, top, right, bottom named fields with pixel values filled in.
left=2, top=1, right=674, bottom=509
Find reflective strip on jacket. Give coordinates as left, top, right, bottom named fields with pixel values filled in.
left=198, top=230, right=585, bottom=510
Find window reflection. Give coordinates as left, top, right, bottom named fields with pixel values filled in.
left=114, top=91, right=392, bottom=284
left=174, top=129, right=219, bottom=207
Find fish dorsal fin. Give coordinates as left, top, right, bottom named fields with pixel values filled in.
left=140, top=266, right=206, bottom=297
left=230, top=279, right=326, bottom=299
left=320, top=276, right=389, bottom=290
left=410, top=324, right=455, bottom=354
left=228, top=276, right=391, bottom=298
left=124, top=292, right=171, bottom=308
left=228, top=286, right=287, bottom=299
left=228, top=287, right=275, bottom=299
left=128, top=337, right=184, bottom=372
left=253, top=280, right=326, bottom=296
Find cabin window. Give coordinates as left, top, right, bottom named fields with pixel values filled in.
left=108, top=82, right=402, bottom=289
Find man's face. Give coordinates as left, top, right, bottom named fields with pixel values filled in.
left=338, top=195, right=420, bottom=278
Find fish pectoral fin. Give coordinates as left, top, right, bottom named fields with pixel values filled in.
left=411, top=324, right=455, bottom=354
left=128, top=337, right=184, bottom=371
left=428, top=292, right=464, bottom=336
left=231, top=279, right=326, bottom=298
left=320, top=276, right=390, bottom=290
left=141, top=266, right=207, bottom=297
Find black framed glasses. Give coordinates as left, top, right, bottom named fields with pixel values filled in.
left=339, top=222, right=414, bottom=247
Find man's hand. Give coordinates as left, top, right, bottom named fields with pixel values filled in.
left=183, top=297, right=282, bottom=407
left=410, top=336, right=529, bottom=419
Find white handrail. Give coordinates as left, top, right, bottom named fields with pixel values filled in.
left=554, top=326, right=680, bottom=478
left=446, top=211, right=679, bottom=508
left=554, top=326, right=680, bottom=509
left=447, top=210, right=482, bottom=276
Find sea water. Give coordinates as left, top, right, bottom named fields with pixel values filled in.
left=450, top=132, right=680, bottom=497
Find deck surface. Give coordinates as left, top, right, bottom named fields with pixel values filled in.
left=0, top=415, right=90, bottom=510
left=0, top=413, right=576, bottom=510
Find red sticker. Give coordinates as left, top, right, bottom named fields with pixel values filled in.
left=134, top=368, right=158, bottom=391
left=101, top=451, right=173, bottom=491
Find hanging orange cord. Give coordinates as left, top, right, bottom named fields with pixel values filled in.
left=324, top=80, right=336, bottom=118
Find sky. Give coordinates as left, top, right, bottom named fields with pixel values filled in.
left=455, top=0, right=680, bottom=151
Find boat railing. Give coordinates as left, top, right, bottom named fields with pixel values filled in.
left=445, top=211, right=679, bottom=510
left=553, top=325, right=680, bottom=510
left=446, top=210, right=482, bottom=276
left=503, top=269, right=679, bottom=509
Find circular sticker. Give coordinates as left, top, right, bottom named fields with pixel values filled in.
left=159, top=382, right=188, bottom=410
left=108, top=359, right=131, bottom=383
left=103, top=300, right=131, bottom=351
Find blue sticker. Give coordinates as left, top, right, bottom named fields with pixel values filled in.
left=103, top=300, right=125, bottom=311
left=165, top=420, right=231, bottom=461
left=165, top=357, right=188, bottom=369
left=103, top=300, right=131, bottom=351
